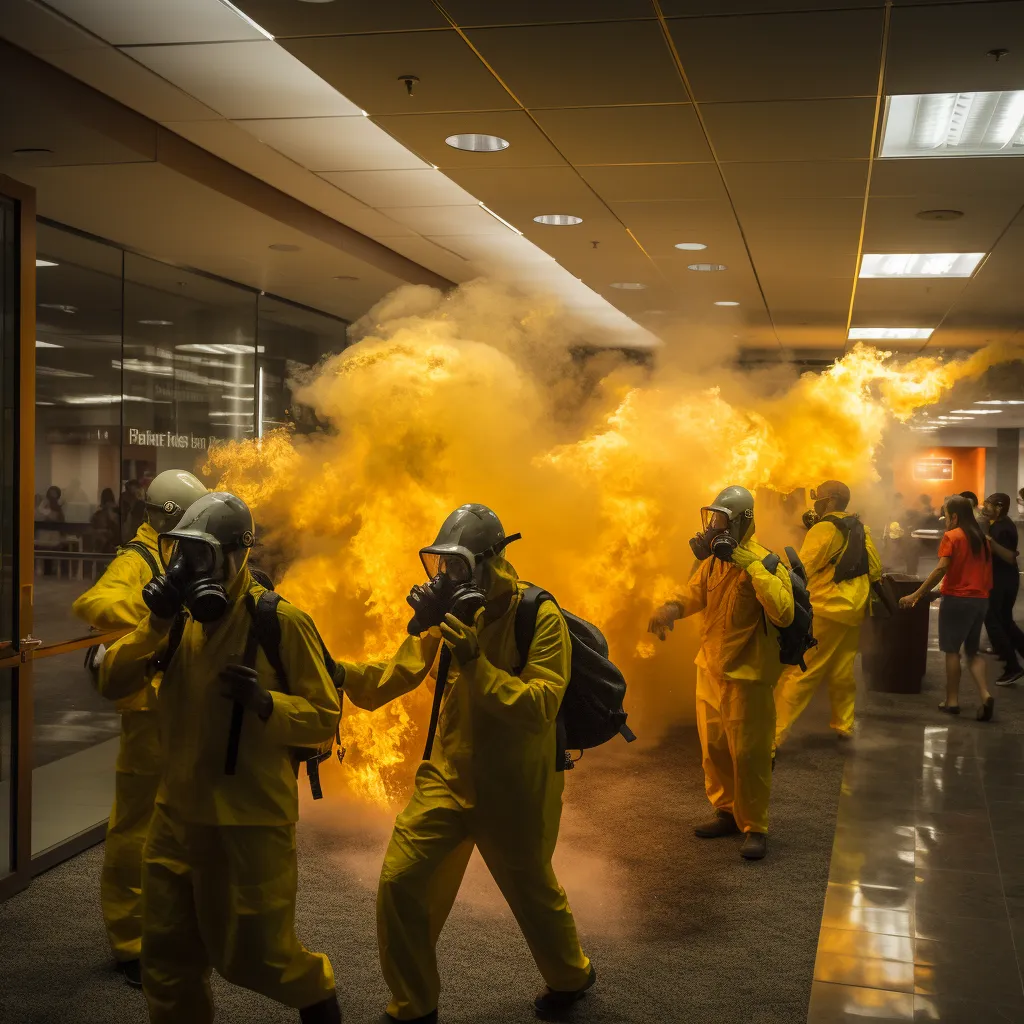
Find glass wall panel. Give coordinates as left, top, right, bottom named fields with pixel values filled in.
left=0, top=195, right=15, bottom=649
left=0, top=668, right=11, bottom=877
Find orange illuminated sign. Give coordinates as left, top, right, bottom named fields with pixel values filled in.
left=913, top=457, right=953, bottom=481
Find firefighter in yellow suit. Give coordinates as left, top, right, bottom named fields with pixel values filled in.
left=774, top=480, right=882, bottom=748
left=339, top=504, right=593, bottom=1024
left=649, top=485, right=794, bottom=861
left=71, top=469, right=207, bottom=985
left=100, top=492, right=341, bottom=1024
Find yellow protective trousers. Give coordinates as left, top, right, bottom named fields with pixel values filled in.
left=141, top=804, right=335, bottom=1024
left=101, top=709, right=161, bottom=961
left=378, top=771, right=591, bottom=1021
left=774, top=616, right=860, bottom=749
left=695, top=669, right=774, bottom=834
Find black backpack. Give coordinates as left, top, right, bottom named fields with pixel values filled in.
left=820, top=514, right=869, bottom=583
left=760, top=547, right=817, bottom=671
left=514, top=586, right=636, bottom=772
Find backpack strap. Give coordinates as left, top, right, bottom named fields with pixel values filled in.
left=759, top=553, right=782, bottom=636
left=514, top=585, right=554, bottom=675
left=121, top=540, right=160, bottom=579
left=152, top=611, right=187, bottom=675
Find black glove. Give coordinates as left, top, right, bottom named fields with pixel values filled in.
left=219, top=665, right=274, bottom=721
left=802, top=509, right=819, bottom=531
left=142, top=555, right=188, bottom=620
left=690, top=530, right=713, bottom=561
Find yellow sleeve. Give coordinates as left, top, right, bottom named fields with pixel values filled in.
left=264, top=608, right=341, bottom=748
left=747, top=559, right=795, bottom=628
left=99, top=614, right=169, bottom=701
left=673, top=562, right=707, bottom=618
left=866, top=527, right=883, bottom=582
left=798, top=521, right=839, bottom=579
left=71, top=550, right=149, bottom=630
left=338, top=633, right=442, bottom=712
left=464, top=600, right=569, bottom=734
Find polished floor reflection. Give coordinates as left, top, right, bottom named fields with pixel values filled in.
left=809, top=710, right=1024, bottom=1022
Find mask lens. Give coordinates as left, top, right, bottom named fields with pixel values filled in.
left=421, top=552, right=442, bottom=579
left=158, top=536, right=179, bottom=568
left=701, top=508, right=729, bottom=533
left=178, top=538, right=216, bottom=575
left=440, top=555, right=472, bottom=583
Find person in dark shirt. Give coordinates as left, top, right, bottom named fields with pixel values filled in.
left=983, top=493, right=1024, bottom=685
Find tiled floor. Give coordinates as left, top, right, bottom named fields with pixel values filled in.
left=808, top=714, right=1024, bottom=1023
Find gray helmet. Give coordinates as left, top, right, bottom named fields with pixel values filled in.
left=159, top=491, right=254, bottom=580
left=702, top=485, right=755, bottom=543
left=419, top=503, right=521, bottom=580
left=145, top=470, right=208, bottom=533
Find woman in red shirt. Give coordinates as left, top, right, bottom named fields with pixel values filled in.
left=900, top=494, right=994, bottom=720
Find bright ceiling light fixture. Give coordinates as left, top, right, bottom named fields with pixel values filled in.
left=445, top=134, right=510, bottom=153
left=848, top=327, right=934, bottom=340
left=881, top=91, right=1024, bottom=158
left=36, top=259, right=58, bottom=268
left=138, top=319, right=174, bottom=326
left=479, top=202, right=522, bottom=235
left=975, top=399, right=1024, bottom=405
left=533, top=214, right=583, bottom=226
left=714, top=301, right=740, bottom=307
left=216, top=0, right=274, bottom=39
left=675, top=242, right=707, bottom=251
left=610, top=282, right=646, bottom=290
left=859, top=253, right=985, bottom=278
left=688, top=263, right=727, bottom=272
left=950, top=408, right=1001, bottom=414
left=35, top=340, right=62, bottom=348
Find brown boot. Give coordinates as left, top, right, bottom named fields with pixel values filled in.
left=694, top=811, right=739, bottom=838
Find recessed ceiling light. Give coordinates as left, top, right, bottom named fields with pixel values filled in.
left=674, top=242, right=707, bottom=251
left=859, top=253, right=985, bottom=278
left=848, top=327, right=934, bottom=340
left=268, top=243, right=301, bottom=252
left=714, top=301, right=740, bottom=307
left=688, top=263, right=727, bottom=272
left=36, top=259, right=58, bottom=268
left=445, top=134, right=510, bottom=152
left=533, top=214, right=583, bottom=226
left=35, top=340, right=62, bottom=348
left=610, top=282, right=646, bottom=290
left=917, top=209, right=963, bottom=221
left=936, top=415, right=972, bottom=421
left=950, top=408, right=1001, bottom=414
left=976, top=399, right=1024, bottom=405
left=38, top=303, right=76, bottom=314
left=881, top=91, right=1024, bottom=158
left=138, top=319, right=174, bottom=326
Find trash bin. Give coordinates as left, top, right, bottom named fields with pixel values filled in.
left=860, top=574, right=931, bottom=694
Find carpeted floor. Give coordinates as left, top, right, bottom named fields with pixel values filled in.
left=0, top=690, right=845, bottom=1024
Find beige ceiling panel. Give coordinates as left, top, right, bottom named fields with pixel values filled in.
left=533, top=104, right=711, bottom=165
left=610, top=199, right=734, bottom=233
left=700, top=99, right=877, bottom=162
left=319, top=168, right=477, bottom=209
left=886, top=3, right=1024, bottom=95
left=774, top=324, right=849, bottom=349
left=652, top=251, right=758, bottom=286
left=444, top=1, right=655, bottom=26
left=377, top=204, right=513, bottom=236
left=863, top=195, right=1020, bottom=252
left=748, top=247, right=859, bottom=280
left=372, top=110, right=566, bottom=168
left=760, top=277, right=852, bottom=313
left=0, top=0, right=106, bottom=53
left=122, top=41, right=361, bottom=120
left=466, top=21, right=687, bottom=108
left=663, top=2, right=882, bottom=13
left=871, top=157, right=1024, bottom=196
left=579, top=163, right=726, bottom=202
left=733, top=197, right=865, bottom=234
left=233, top=1, right=448, bottom=37
left=669, top=9, right=883, bottom=103
left=235, top=116, right=428, bottom=172
left=45, top=0, right=267, bottom=45
left=442, top=165, right=599, bottom=209
left=722, top=160, right=869, bottom=199
left=377, top=236, right=477, bottom=285
left=282, top=31, right=513, bottom=116
left=853, top=278, right=969, bottom=320
left=425, top=232, right=556, bottom=266
left=520, top=220, right=650, bottom=271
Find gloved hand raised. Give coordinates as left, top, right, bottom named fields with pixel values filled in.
left=648, top=602, right=680, bottom=641
left=439, top=610, right=482, bottom=665
left=730, top=545, right=760, bottom=571
left=219, top=665, right=274, bottom=721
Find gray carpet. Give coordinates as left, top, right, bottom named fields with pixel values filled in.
left=0, top=691, right=845, bottom=1024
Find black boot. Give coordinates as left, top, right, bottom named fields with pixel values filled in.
left=740, top=832, right=768, bottom=860
left=119, top=959, right=142, bottom=989
left=378, top=1013, right=437, bottom=1024
left=694, top=811, right=739, bottom=838
left=300, top=996, right=341, bottom=1024
left=535, top=964, right=597, bottom=1016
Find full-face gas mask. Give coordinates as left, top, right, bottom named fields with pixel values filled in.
left=689, top=485, right=755, bottom=563
left=143, top=491, right=255, bottom=623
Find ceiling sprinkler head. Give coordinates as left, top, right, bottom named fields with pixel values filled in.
left=399, top=74, right=420, bottom=97
left=987, top=48, right=1010, bottom=62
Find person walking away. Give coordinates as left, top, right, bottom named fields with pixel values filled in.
left=900, top=494, right=994, bottom=721
left=99, top=492, right=341, bottom=1024
left=982, top=493, right=1024, bottom=685
left=339, top=504, right=594, bottom=1024
left=774, top=480, right=882, bottom=750
left=649, top=486, right=794, bottom=861
left=72, top=470, right=208, bottom=986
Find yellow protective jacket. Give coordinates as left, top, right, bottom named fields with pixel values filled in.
left=72, top=522, right=162, bottom=713
left=341, top=557, right=570, bottom=849
left=99, top=569, right=340, bottom=826
left=674, top=538, right=795, bottom=684
left=801, top=512, right=883, bottom=626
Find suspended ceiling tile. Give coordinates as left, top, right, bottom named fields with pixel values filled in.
left=700, top=98, right=877, bottom=162
left=0, top=0, right=106, bottom=53
left=232, top=0, right=449, bottom=37
left=45, top=0, right=267, bottom=45
left=748, top=248, right=859, bottom=280
left=853, top=278, right=969, bottom=321
left=773, top=323, right=850, bottom=348
left=608, top=198, right=736, bottom=235
left=871, top=157, right=1024, bottom=196
left=579, top=162, right=726, bottom=202
left=376, top=203, right=513, bottom=236
left=731, top=197, right=865, bottom=234
left=121, top=41, right=361, bottom=120
left=442, top=165, right=599, bottom=208
left=319, top=168, right=477, bottom=208
left=663, top=1, right=882, bottom=13
left=760, top=277, right=853, bottom=313
left=282, top=31, right=514, bottom=116
left=722, top=160, right=869, bottom=199
left=466, top=21, right=687, bottom=108
left=533, top=104, right=711, bottom=165
left=372, top=110, right=566, bottom=168
left=444, top=1, right=655, bottom=26
left=376, top=235, right=477, bottom=284
left=863, top=195, right=1020, bottom=251
left=235, top=116, right=428, bottom=172
left=885, top=2, right=1024, bottom=95
left=668, top=9, right=883, bottom=103
left=426, top=232, right=556, bottom=265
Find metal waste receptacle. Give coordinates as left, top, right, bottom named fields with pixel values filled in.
left=860, top=575, right=931, bottom=694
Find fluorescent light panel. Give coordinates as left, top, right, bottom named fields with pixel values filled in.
left=216, top=0, right=274, bottom=39
left=848, top=327, right=934, bottom=340
left=881, top=92, right=1024, bottom=158
left=860, top=253, right=985, bottom=278
left=479, top=202, right=522, bottom=235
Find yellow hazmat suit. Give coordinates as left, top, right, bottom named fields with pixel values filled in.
left=99, top=570, right=340, bottom=1024
left=774, top=513, right=882, bottom=747
left=671, top=539, right=794, bottom=834
left=341, top=557, right=591, bottom=1021
left=71, top=521, right=163, bottom=963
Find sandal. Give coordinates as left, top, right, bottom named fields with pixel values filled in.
left=977, top=696, right=995, bottom=722
left=938, top=702, right=961, bottom=715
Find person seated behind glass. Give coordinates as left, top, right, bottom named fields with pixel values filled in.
left=37, top=484, right=65, bottom=523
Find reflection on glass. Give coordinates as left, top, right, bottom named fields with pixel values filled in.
left=0, top=668, right=11, bottom=877
left=31, top=648, right=119, bottom=856
left=0, top=196, right=14, bottom=645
